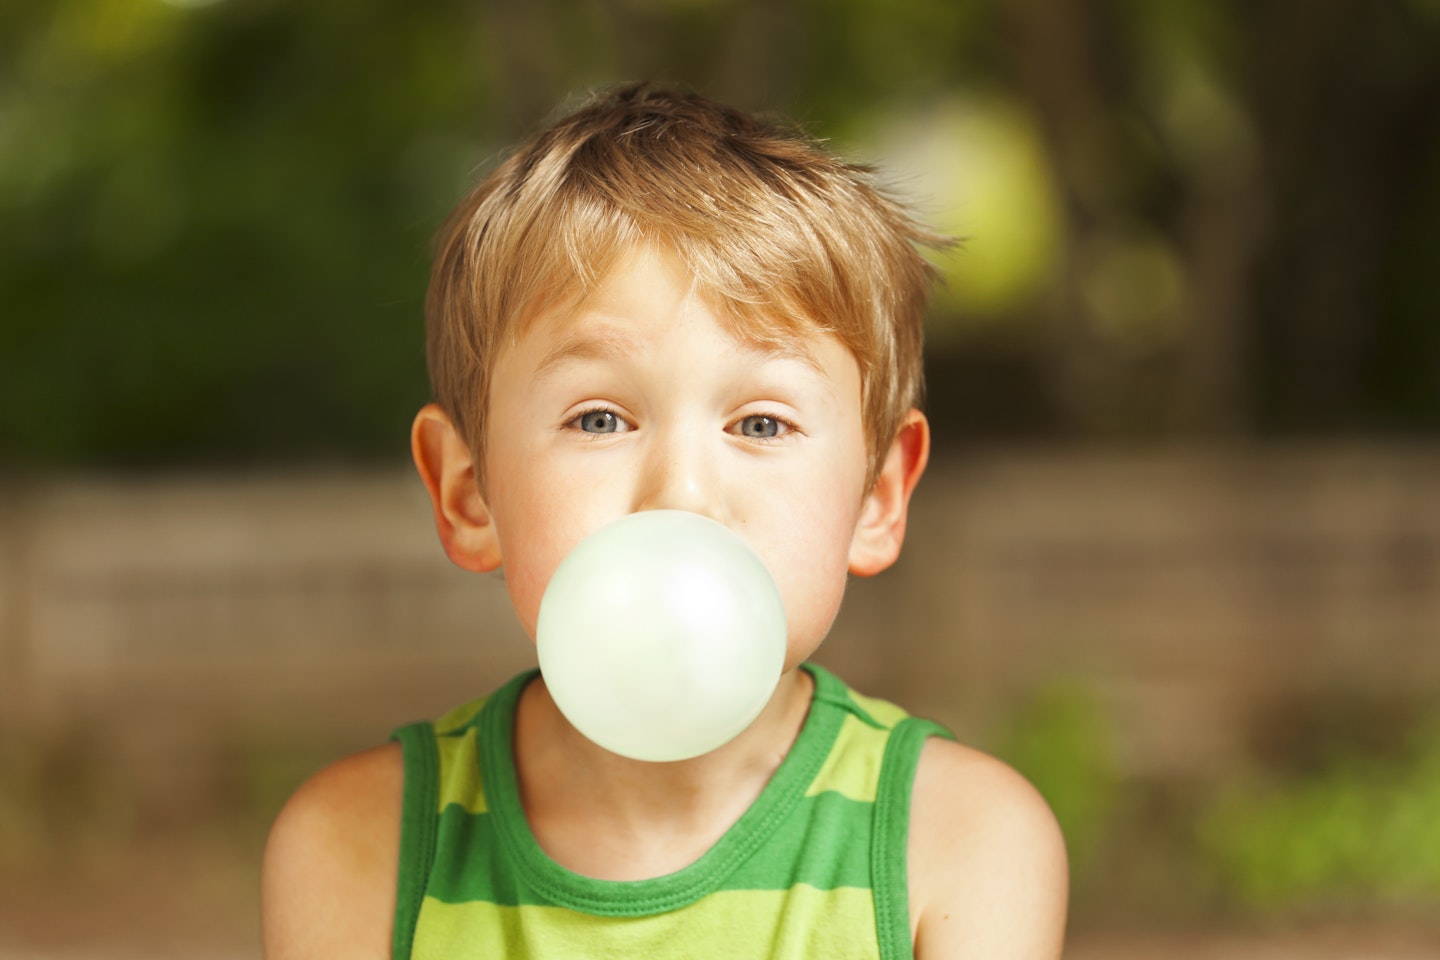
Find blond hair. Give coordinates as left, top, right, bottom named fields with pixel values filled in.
left=426, top=83, right=946, bottom=487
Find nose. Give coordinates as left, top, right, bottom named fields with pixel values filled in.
left=632, top=425, right=725, bottom=523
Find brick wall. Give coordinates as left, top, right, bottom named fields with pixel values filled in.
left=3, top=446, right=1437, bottom=793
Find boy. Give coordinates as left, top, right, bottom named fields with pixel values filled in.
left=262, top=84, right=1067, bottom=959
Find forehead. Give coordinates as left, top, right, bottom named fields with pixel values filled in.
left=502, top=245, right=840, bottom=376
left=529, top=319, right=828, bottom=384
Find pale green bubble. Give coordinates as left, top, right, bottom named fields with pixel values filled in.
left=537, top=511, right=787, bottom=763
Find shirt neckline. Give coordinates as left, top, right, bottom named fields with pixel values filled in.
left=478, top=662, right=845, bottom=916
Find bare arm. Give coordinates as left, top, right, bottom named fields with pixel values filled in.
left=908, top=739, right=1069, bottom=960
left=261, top=743, right=404, bottom=960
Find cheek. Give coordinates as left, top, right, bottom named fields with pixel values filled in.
left=771, top=551, right=852, bottom=671
left=755, top=492, right=863, bottom=660
left=500, top=553, right=550, bottom=640
left=489, top=467, right=634, bottom=641
left=487, top=479, right=584, bottom=640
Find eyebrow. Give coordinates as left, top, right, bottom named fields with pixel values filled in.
left=533, top=325, right=827, bottom=379
left=533, top=328, right=642, bottom=379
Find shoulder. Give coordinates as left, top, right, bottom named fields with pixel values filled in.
left=261, top=742, right=405, bottom=960
left=907, top=737, right=1068, bottom=960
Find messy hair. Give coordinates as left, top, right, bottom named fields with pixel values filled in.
left=426, top=82, right=947, bottom=488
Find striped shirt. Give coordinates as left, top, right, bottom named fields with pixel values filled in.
left=390, top=664, right=951, bottom=959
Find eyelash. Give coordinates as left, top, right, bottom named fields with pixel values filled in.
left=567, top=406, right=632, bottom=437
left=564, top=407, right=797, bottom=440
left=730, top=413, right=794, bottom=441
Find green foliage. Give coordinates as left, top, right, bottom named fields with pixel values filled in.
left=1198, top=717, right=1440, bottom=913
left=993, top=680, right=1120, bottom=874
left=0, top=0, right=469, bottom=467
left=2, top=0, right=1438, bottom=466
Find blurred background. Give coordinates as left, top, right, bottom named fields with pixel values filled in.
left=2, top=0, right=1439, bottom=957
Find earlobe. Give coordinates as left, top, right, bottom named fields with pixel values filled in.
left=411, top=404, right=503, bottom=573
left=848, top=409, right=930, bottom=577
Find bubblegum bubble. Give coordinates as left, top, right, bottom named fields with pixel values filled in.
left=536, top=510, right=787, bottom=763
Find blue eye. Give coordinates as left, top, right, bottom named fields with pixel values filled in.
left=738, top=415, right=781, bottom=439
left=578, top=410, right=621, bottom=434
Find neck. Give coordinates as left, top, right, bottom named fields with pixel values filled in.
left=513, top=666, right=814, bottom=880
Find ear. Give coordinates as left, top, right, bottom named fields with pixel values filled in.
left=411, top=403, right=503, bottom=573
left=848, top=409, right=930, bottom=577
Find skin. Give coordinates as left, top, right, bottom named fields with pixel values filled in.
left=262, top=245, right=1068, bottom=958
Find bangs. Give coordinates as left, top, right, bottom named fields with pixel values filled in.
left=425, top=84, right=942, bottom=487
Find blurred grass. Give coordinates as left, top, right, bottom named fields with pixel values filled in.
left=993, top=681, right=1121, bottom=876
left=3, top=679, right=1440, bottom=950
left=989, top=677, right=1440, bottom=926
left=1199, top=713, right=1440, bottom=917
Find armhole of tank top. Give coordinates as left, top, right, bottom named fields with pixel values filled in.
left=872, top=717, right=954, bottom=960
left=390, top=721, right=439, bottom=960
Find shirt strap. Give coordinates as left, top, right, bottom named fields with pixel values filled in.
left=389, top=720, right=440, bottom=960
left=872, top=716, right=955, bottom=960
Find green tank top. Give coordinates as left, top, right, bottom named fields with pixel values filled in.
left=389, top=664, right=952, bottom=960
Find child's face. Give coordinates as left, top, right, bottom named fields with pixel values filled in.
left=480, top=245, right=874, bottom=671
